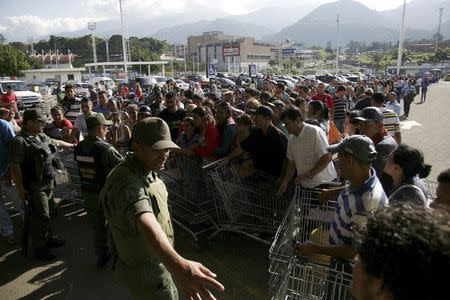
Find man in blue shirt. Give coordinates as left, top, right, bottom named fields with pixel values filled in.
left=295, top=135, right=388, bottom=260
left=386, top=92, right=401, bottom=117
left=402, top=80, right=416, bottom=119
left=0, top=118, right=16, bottom=243
left=93, top=91, right=111, bottom=118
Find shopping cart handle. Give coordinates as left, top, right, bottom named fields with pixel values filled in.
left=202, top=158, right=226, bottom=170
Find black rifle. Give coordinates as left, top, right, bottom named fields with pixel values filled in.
left=21, top=199, right=31, bottom=257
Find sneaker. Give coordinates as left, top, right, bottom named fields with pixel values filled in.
left=34, top=248, right=57, bottom=261
left=96, top=253, right=111, bottom=269
left=45, top=237, right=66, bottom=249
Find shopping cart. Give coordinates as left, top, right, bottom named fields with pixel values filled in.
left=274, top=256, right=353, bottom=300
left=423, top=179, right=438, bottom=205
left=158, top=155, right=219, bottom=241
left=208, top=161, right=290, bottom=244
left=53, top=149, right=83, bottom=204
left=269, top=186, right=341, bottom=298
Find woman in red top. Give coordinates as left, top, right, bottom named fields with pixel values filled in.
left=0, top=86, right=18, bottom=113
left=134, top=82, right=144, bottom=101
left=175, top=106, right=220, bottom=164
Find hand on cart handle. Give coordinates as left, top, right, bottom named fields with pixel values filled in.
left=294, top=241, right=318, bottom=256
left=276, top=180, right=288, bottom=196
left=318, top=186, right=344, bottom=204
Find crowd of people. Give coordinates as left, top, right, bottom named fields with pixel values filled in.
left=1, top=72, right=449, bottom=300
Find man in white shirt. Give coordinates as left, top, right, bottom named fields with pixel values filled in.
left=70, top=98, right=97, bottom=141
left=277, top=106, right=337, bottom=195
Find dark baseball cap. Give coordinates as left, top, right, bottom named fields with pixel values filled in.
left=23, top=109, right=47, bottom=123
left=132, top=117, right=180, bottom=150
left=255, top=105, right=274, bottom=119
left=354, top=107, right=383, bottom=123
left=327, top=135, right=377, bottom=162
left=86, top=114, right=112, bottom=129
left=138, top=105, right=152, bottom=115
left=272, top=100, right=285, bottom=109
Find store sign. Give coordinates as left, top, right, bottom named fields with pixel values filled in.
left=282, top=48, right=295, bottom=55
left=208, top=64, right=217, bottom=78
left=223, top=45, right=240, bottom=56
left=249, top=64, right=257, bottom=78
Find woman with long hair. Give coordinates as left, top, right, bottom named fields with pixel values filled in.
left=383, top=144, right=431, bottom=206
left=307, top=100, right=330, bottom=136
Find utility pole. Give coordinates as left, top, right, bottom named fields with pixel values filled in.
left=119, top=0, right=128, bottom=80
left=396, top=0, right=407, bottom=75
left=434, top=8, right=444, bottom=53
left=88, top=22, right=97, bottom=64
left=336, top=15, right=340, bottom=76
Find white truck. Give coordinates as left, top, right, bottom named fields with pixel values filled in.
left=0, top=80, right=43, bottom=108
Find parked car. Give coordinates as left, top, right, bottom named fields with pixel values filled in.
left=154, top=76, right=168, bottom=88
left=175, top=79, right=189, bottom=90
left=217, top=78, right=236, bottom=89
left=73, top=82, right=91, bottom=96
left=1, top=80, right=43, bottom=108
left=135, top=76, right=157, bottom=90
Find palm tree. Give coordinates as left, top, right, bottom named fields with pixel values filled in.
left=433, top=48, right=450, bottom=65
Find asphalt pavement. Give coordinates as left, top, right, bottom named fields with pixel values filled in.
left=400, top=80, right=450, bottom=180
left=1, top=80, right=449, bottom=299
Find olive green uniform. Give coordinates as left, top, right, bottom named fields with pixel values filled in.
left=8, top=131, right=58, bottom=251
left=99, top=154, right=178, bottom=300
left=75, top=136, right=123, bottom=259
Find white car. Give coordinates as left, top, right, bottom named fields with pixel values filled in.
left=0, top=80, right=42, bottom=108
left=73, top=82, right=91, bottom=96
left=176, top=79, right=189, bottom=90
left=154, top=76, right=168, bottom=88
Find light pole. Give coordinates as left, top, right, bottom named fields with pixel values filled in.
left=336, top=15, right=340, bottom=76
left=119, top=0, right=128, bottom=80
left=396, top=0, right=407, bottom=75
left=88, top=22, right=97, bottom=64
left=435, top=8, right=444, bottom=53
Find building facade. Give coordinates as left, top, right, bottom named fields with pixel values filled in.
left=187, top=31, right=278, bottom=73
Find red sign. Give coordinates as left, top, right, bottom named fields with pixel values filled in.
left=223, top=45, right=240, bottom=56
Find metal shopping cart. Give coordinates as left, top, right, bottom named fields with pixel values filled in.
left=208, top=161, right=290, bottom=244
left=53, top=149, right=83, bottom=204
left=158, top=155, right=219, bottom=241
left=269, top=186, right=346, bottom=299
left=423, top=179, right=438, bottom=205
left=275, top=255, right=353, bottom=300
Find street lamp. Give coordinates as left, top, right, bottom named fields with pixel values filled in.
left=88, top=22, right=97, bottom=64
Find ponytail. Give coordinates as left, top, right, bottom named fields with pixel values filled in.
left=418, top=164, right=432, bottom=179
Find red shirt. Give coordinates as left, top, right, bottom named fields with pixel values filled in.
left=192, top=124, right=220, bottom=159
left=312, top=93, right=334, bottom=110
left=1, top=93, right=17, bottom=105
left=120, top=86, right=129, bottom=98
left=135, top=87, right=144, bottom=101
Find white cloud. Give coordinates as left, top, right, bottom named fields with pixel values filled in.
left=1, top=15, right=106, bottom=40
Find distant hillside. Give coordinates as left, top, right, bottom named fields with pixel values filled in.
left=266, top=0, right=438, bottom=46
left=151, top=19, right=276, bottom=43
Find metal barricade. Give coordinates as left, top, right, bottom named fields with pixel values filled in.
left=53, top=149, right=83, bottom=204
left=208, top=161, right=290, bottom=244
left=269, top=186, right=341, bottom=298
left=158, top=155, right=219, bottom=241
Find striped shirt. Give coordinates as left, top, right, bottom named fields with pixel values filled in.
left=329, top=168, right=388, bottom=246
left=380, top=106, right=400, bottom=138
left=332, top=96, right=347, bottom=121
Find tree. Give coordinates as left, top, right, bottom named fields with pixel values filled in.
left=268, top=59, right=278, bottom=67
left=0, top=44, right=31, bottom=76
left=392, top=49, right=413, bottom=65
left=433, top=48, right=450, bottom=65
